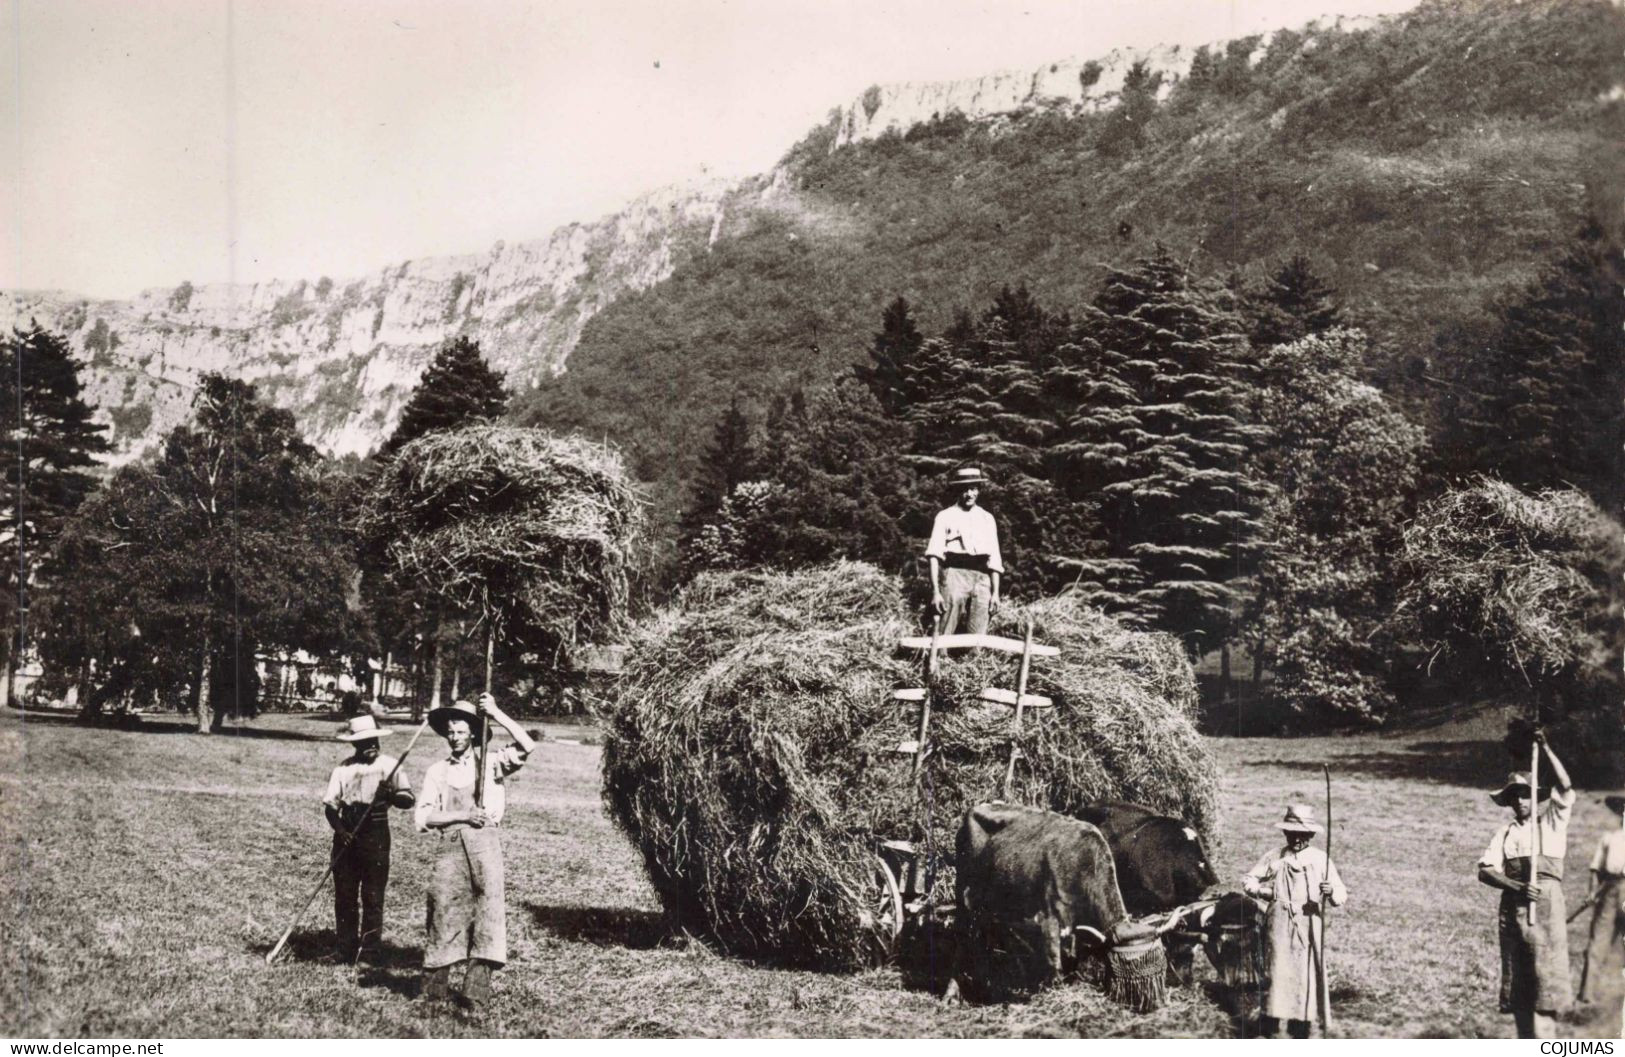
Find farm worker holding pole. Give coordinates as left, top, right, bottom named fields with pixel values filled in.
left=1476, top=729, right=1574, bottom=1039
left=925, top=466, right=1003, bottom=635
left=1577, top=795, right=1625, bottom=1004
left=417, top=692, right=536, bottom=1015
left=323, top=714, right=415, bottom=962
left=1241, top=804, right=1346, bottom=1039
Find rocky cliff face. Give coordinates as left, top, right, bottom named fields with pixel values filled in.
left=2, top=178, right=737, bottom=459
left=829, top=16, right=1382, bottom=148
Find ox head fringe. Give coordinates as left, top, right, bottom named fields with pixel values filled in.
left=1106, top=938, right=1169, bottom=1013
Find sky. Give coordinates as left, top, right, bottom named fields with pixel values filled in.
left=3, top=0, right=1423, bottom=300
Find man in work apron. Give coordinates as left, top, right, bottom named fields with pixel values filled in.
left=416, top=694, right=535, bottom=1015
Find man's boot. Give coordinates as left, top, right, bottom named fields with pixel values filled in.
left=460, top=960, right=493, bottom=1017
left=421, top=964, right=455, bottom=1008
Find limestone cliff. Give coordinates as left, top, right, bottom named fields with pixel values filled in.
left=2, top=178, right=736, bottom=459
left=829, top=16, right=1382, bottom=148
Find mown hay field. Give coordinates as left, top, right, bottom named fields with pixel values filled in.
left=1, top=707, right=1619, bottom=1039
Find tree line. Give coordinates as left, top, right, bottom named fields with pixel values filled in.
left=1, top=328, right=514, bottom=732
left=677, top=232, right=1624, bottom=735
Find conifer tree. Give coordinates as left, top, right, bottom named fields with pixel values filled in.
left=1455, top=224, right=1625, bottom=516
left=679, top=392, right=759, bottom=549
left=1050, top=250, right=1268, bottom=652
left=855, top=296, right=924, bottom=416
left=380, top=336, right=509, bottom=458
left=1247, top=255, right=1343, bottom=349
left=0, top=325, right=110, bottom=700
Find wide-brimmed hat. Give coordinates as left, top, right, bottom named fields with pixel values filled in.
left=1604, top=795, right=1625, bottom=815
left=336, top=714, right=393, bottom=742
left=1490, top=771, right=1553, bottom=807
left=427, top=699, right=485, bottom=738
left=1276, top=804, right=1324, bottom=834
left=946, top=466, right=990, bottom=490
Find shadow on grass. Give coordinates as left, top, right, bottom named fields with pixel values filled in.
left=11, top=708, right=338, bottom=742
left=525, top=903, right=670, bottom=950
left=1268, top=739, right=1510, bottom=788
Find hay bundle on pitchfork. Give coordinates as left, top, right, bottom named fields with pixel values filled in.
left=355, top=424, right=644, bottom=675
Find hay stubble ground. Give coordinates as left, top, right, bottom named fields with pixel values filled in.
left=1, top=707, right=1619, bottom=1038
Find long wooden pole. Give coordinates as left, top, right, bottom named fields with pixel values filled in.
left=266, top=718, right=430, bottom=964
left=1528, top=738, right=1540, bottom=926
left=913, top=612, right=941, bottom=779
left=1001, top=618, right=1035, bottom=799
left=475, top=625, right=494, bottom=808
left=1317, top=764, right=1333, bottom=1031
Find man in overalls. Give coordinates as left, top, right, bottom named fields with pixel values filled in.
left=1476, top=730, right=1575, bottom=1039
left=925, top=466, right=1003, bottom=635
left=323, top=714, right=415, bottom=962
left=416, top=692, right=536, bottom=1016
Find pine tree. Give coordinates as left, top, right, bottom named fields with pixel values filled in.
left=1050, top=250, right=1268, bottom=652
left=380, top=336, right=509, bottom=458
left=0, top=324, right=111, bottom=700
left=1455, top=224, right=1625, bottom=516
left=855, top=296, right=924, bottom=416
left=1247, top=255, right=1343, bottom=349
left=678, top=392, right=759, bottom=551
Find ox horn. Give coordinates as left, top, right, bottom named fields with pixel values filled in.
left=1073, top=925, right=1107, bottom=946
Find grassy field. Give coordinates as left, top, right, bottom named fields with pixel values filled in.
left=1, top=705, right=1620, bottom=1039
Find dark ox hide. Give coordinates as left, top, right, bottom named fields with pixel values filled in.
left=952, top=802, right=1129, bottom=999
left=1077, top=800, right=1220, bottom=984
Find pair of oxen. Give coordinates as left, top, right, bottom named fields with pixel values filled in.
left=943, top=800, right=1260, bottom=1005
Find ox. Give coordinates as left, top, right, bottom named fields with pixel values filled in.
left=1077, top=800, right=1221, bottom=985
left=951, top=802, right=1166, bottom=1007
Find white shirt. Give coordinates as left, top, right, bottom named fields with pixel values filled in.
left=415, top=745, right=528, bottom=831
left=323, top=754, right=409, bottom=810
left=1479, top=786, right=1576, bottom=869
left=925, top=503, right=1004, bottom=574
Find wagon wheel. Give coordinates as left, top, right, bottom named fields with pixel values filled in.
left=867, top=854, right=905, bottom=963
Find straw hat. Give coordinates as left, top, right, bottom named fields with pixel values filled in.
left=336, top=714, right=393, bottom=742
left=1604, top=795, right=1625, bottom=815
left=1275, top=804, right=1324, bottom=834
left=428, top=699, right=485, bottom=738
left=1490, top=771, right=1553, bottom=807
left=946, top=466, right=989, bottom=490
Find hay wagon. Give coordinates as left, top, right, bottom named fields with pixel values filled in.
left=867, top=622, right=1060, bottom=958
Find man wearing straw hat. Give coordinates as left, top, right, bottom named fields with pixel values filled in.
left=1578, top=794, right=1625, bottom=1004
left=1241, top=803, right=1346, bottom=1038
left=323, top=714, right=416, bottom=962
left=416, top=692, right=536, bottom=1015
left=1476, top=729, right=1575, bottom=1038
left=925, top=466, right=1003, bottom=636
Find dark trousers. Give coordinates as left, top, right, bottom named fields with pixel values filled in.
left=333, top=822, right=391, bottom=957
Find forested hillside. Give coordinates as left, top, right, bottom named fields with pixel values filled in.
left=515, top=0, right=1625, bottom=550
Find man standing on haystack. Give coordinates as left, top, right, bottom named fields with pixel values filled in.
left=1241, top=804, right=1347, bottom=1038
left=925, top=466, right=1003, bottom=635
left=1577, top=794, right=1625, bottom=1005
left=417, top=692, right=536, bottom=1016
left=323, top=714, right=415, bottom=962
left=1477, top=729, right=1575, bottom=1039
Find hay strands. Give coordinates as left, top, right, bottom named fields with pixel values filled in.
left=897, top=632, right=1060, bottom=656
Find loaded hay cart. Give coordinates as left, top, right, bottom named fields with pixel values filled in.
left=601, top=562, right=1220, bottom=1006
